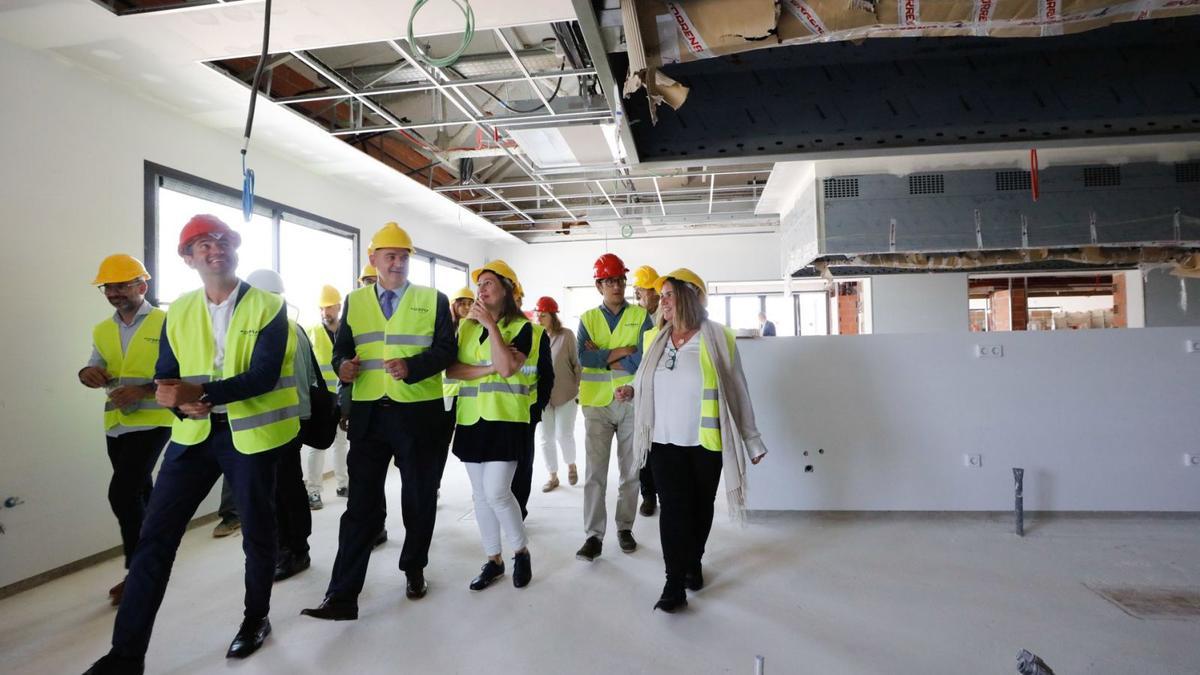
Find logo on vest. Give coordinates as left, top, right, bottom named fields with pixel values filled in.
left=409, top=306, right=430, bottom=313
left=239, top=328, right=263, bottom=336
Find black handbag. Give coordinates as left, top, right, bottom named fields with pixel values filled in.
left=299, top=346, right=338, bottom=450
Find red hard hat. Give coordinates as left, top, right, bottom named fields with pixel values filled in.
left=178, top=214, right=241, bottom=256
left=593, top=253, right=628, bottom=280
left=535, top=296, right=559, bottom=313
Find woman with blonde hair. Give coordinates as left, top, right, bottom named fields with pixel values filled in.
left=631, top=269, right=768, bottom=613
left=533, top=296, right=581, bottom=492
left=446, top=261, right=534, bottom=591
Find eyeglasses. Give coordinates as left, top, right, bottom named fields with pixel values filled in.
left=598, top=277, right=626, bottom=288
left=664, top=343, right=678, bottom=371
left=99, top=281, right=143, bottom=293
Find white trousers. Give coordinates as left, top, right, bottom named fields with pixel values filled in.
left=304, top=432, right=349, bottom=493
left=465, top=461, right=528, bottom=557
left=537, top=399, right=578, bottom=474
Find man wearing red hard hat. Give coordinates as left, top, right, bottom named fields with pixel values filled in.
left=87, top=214, right=293, bottom=674
left=574, top=253, right=653, bottom=562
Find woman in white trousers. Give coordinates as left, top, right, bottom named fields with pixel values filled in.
left=533, top=296, right=581, bottom=492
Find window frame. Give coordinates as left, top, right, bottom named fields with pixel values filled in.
left=143, top=161, right=359, bottom=305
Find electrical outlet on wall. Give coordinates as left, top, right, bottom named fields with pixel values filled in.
left=964, top=454, right=983, bottom=468
left=1187, top=340, right=1199, bottom=353
left=1185, top=454, right=1200, bottom=467
left=975, top=345, right=1004, bottom=358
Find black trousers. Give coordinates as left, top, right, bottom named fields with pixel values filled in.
left=274, top=436, right=310, bottom=557
left=511, top=419, right=537, bottom=520
left=110, top=417, right=279, bottom=659
left=327, top=401, right=449, bottom=599
left=648, top=443, right=723, bottom=590
left=640, top=465, right=657, bottom=501
left=105, top=428, right=171, bottom=569
left=218, top=477, right=237, bottom=521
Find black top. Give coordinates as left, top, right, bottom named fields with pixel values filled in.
left=530, top=329, right=554, bottom=425
left=331, top=284, right=458, bottom=441
left=453, top=322, right=533, bottom=463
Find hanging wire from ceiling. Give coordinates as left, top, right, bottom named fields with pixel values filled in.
left=448, top=59, right=566, bottom=114
left=240, top=0, right=273, bottom=222
left=408, top=0, right=475, bottom=68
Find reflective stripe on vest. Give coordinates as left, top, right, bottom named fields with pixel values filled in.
left=455, top=318, right=532, bottom=426
left=93, top=308, right=174, bottom=431
left=166, top=287, right=300, bottom=454
left=518, top=323, right=544, bottom=408
left=308, top=324, right=339, bottom=393
left=578, top=305, right=648, bottom=408
left=698, top=327, right=736, bottom=452
left=346, top=285, right=442, bottom=403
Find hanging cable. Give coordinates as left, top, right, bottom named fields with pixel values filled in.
left=408, top=0, right=474, bottom=68
left=241, top=0, right=272, bottom=222
left=449, top=59, right=567, bottom=114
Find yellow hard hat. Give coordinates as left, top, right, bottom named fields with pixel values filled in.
left=653, top=268, right=707, bottom=304
left=318, top=284, right=342, bottom=308
left=631, top=265, right=660, bottom=289
left=367, top=222, right=414, bottom=254
left=471, top=260, right=520, bottom=290
left=358, top=264, right=379, bottom=282
left=452, top=287, right=475, bottom=302
left=514, top=281, right=525, bottom=303
left=93, top=254, right=150, bottom=285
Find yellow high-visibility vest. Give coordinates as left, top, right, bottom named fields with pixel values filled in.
left=455, top=318, right=532, bottom=426
left=517, top=322, right=544, bottom=409
left=92, top=308, right=175, bottom=431
left=167, top=287, right=300, bottom=454
left=346, top=284, right=442, bottom=403
left=643, top=324, right=736, bottom=452
left=578, top=304, right=647, bottom=408
left=307, top=324, right=338, bottom=393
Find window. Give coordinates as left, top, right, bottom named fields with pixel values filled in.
left=435, top=259, right=469, bottom=297
left=967, top=272, right=1131, bottom=331
left=795, top=291, right=828, bottom=335
left=145, top=163, right=358, bottom=323
left=409, top=254, right=433, bottom=287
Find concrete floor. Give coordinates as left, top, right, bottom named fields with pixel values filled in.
left=2, top=460, right=1199, bottom=674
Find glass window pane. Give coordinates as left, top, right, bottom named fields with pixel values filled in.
left=434, top=259, right=467, bottom=298
left=279, top=219, right=355, bottom=328
left=729, top=296, right=760, bottom=332
left=708, top=294, right=729, bottom=326
left=796, top=291, right=828, bottom=336
left=409, top=254, right=432, bottom=287
left=157, top=187, right=273, bottom=304
left=764, top=294, right=793, bottom=336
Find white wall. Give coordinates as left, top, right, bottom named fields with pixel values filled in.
left=870, top=273, right=969, bottom=334
left=741, top=328, right=1200, bottom=511
left=0, top=37, right=486, bottom=588
left=493, top=232, right=783, bottom=309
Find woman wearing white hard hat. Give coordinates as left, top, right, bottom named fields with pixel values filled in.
left=631, top=268, right=768, bottom=613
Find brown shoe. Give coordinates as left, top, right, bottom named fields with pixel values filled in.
left=212, top=517, right=241, bottom=538
left=567, top=464, right=578, bottom=486
left=541, top=475, right=559, bottom=492
left=108, top=579, right=125, bottom=606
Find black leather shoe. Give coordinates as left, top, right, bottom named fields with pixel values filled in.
left=300, top=596, right=358, bottom=621
left=685, top=564, right=704, bottom=591
left=617, top=529, right=637, bottom=553
left=82, top=653, right=144, bottom=675
left=406, top=570, right=428, bottom=599
left=640, top=497, right=657, bottom=517
left=653, top=585, right=688, bottom=613
left=512, top=550, right=532, bottom=588
left=469, top=560, right=505, bottom=591
left=575, top=536, right=602, bottom=562
left=372, top=528, right=388, bottom=550
left=273, top=552, right=311, bottom=582
left=226, top=616, right=271, bottom=659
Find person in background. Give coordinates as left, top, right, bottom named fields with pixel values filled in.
left=438, top=287, right=474, bottom=463
left=510, top=282, right=553, bottom=520
left=79, top=254, right=174, bottom=608
left=574, top=253, right=652, bottom=561
left=446, top=261, right=534, bottom=590
left=358, top=264, right=378, bottom=287
left=305, top=285, right=349, bottom=510
left=533, top=296, right=580, bottom=493
left=631, top=269, right=768, bottom=613
left=245, top=269, right=318, bottom=583
left=630, top=265, right=661, bottom=517
left=758, top=312, right=777, bottom=337
left=301, top=223, right=455, bottom=621
left=85, top=214, right=296, bottom=674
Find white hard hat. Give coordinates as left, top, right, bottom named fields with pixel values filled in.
left=246, top=269, right=285, bottom=295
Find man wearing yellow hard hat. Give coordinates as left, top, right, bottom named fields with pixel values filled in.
left=302, top=222, right=457, bottom=621
left=358, top=264, right=378, bottom=287
left=78, top=254, right=174, bottom=610
left=304, top=285, right=350, bottom=510
left=630, top=265, right=662, bottom=518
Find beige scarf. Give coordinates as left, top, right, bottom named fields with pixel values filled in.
left=633, top=319, right=768, bottom=521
